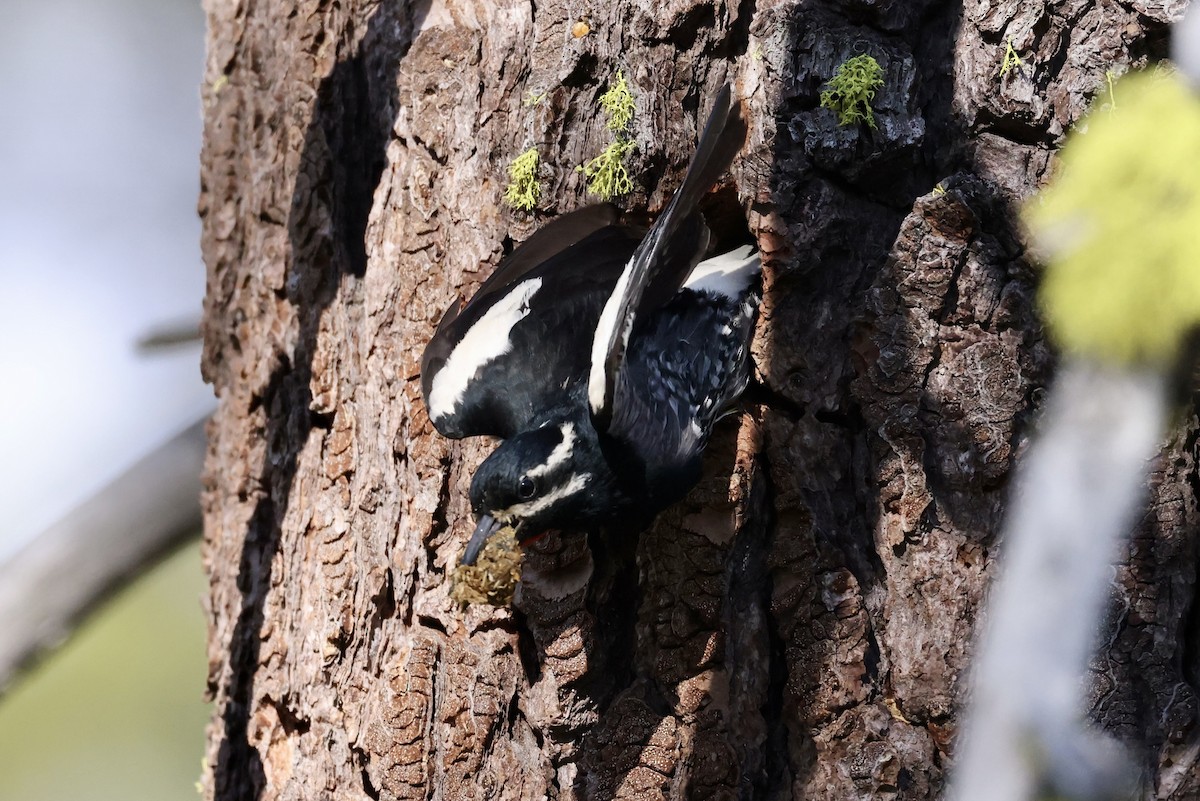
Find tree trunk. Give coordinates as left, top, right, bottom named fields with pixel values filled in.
left=197, top=0, right=1197, bottom=799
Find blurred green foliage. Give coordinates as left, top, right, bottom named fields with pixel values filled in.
left=1028, top=69, right=1200, bottom=366
left=0, top=543, right=209, bottom=801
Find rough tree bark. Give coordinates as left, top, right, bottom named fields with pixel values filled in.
left=197, top=0, right=1197, bottom=798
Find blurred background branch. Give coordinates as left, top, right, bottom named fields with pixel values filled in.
left=950, top=365, right=1164, bottom=800
left=0, top=416, right=207, bottom=692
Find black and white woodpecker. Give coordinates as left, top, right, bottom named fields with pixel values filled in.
left=420, top=85, right=759, bottom=565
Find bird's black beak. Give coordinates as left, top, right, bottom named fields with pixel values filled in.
left=462, top=514, right=502, bottom=566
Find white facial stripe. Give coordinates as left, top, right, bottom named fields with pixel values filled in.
left=527, top=422, right=576, bottom=478
left=493, top=473, right=591, bottom=521
left=588, top=258, right=633, bottom=414
left=428, top=277, right=542, bottom=421
left=683, top=246, right=760, bottom=299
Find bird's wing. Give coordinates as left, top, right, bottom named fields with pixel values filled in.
left=421, top=204, right=617, bottom=383
left=421, top=211, right=640, bottom=439
left=588, top=85, right=747, bottom=433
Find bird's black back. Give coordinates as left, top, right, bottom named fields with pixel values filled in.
left=606, top=284, right=759, bottom=505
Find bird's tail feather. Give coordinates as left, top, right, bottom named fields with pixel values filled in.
left=589, top=86, right=747, bottom=430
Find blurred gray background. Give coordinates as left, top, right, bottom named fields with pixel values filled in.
left=0, top=0, right=213, bottom=798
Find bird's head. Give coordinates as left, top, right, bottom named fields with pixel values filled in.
left=462, top=416, right=602, bottom=565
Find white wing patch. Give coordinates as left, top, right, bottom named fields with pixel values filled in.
left=683, top=246, right=760, bottom=299
left=493, top=473, right=591, bottom=521
left=527, top=422, right=576, bottom=478
left=428, top=277, right=543, bottom=423
left=588, top=257, right=636, bottom=414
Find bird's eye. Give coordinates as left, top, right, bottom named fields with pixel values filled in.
left=517, top=475, right=536, bottom=499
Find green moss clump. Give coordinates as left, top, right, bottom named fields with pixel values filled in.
left=503, top=147, right=541, bottom=211
left=582, top=138, right=635, bottom=201
left=820, top=54, right=885, bottom=128
left=1026, top=70, right=1200, bottom=366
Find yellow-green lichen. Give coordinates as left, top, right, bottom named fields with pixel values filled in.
left=1026, top=69, right=1200, bottom=366
left=503, top=147, right=541, bottom=211
left=581, top=138, right=635, bottom=201
left=820, top=54, right=885, bottom=129
left=582, top=71, right=637, bottom=200
left=599, top=69, right=636, bottom=133
left=1000, top=38, right=1025, bottom=79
